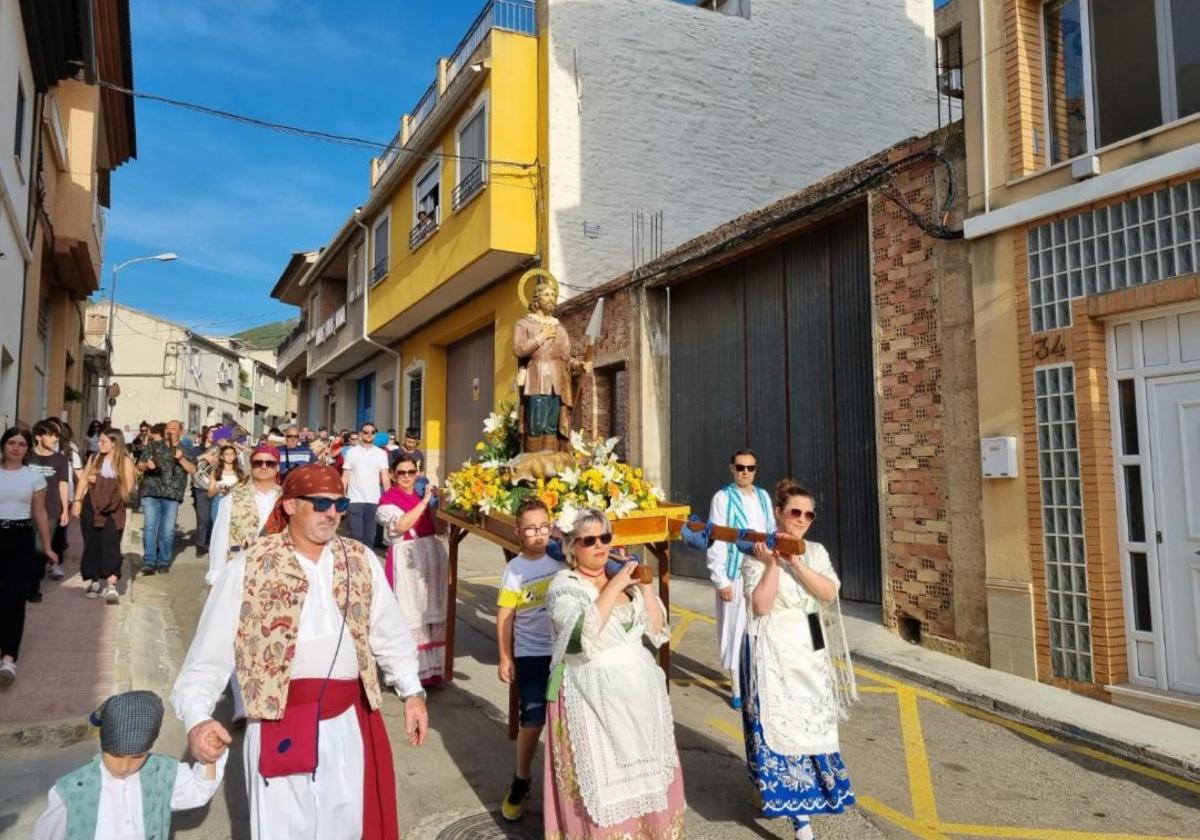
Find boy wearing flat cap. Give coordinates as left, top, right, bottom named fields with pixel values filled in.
left=33, top=690, right=225, bottom=840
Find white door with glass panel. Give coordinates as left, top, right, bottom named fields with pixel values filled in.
left=1148, top=374, right=1200, bottom=693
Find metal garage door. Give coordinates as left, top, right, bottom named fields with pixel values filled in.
left=445, top=325, right=496, bottom=473
left=668, top=206, right=881, bottom=603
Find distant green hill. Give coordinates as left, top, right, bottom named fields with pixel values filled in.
left=230, top=318, right=298, bottom=351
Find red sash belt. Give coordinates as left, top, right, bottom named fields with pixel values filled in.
left=259, top=678, right=399, bottom=840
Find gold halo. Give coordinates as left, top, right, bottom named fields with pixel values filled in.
left=517, top=269, right=559, bottom=308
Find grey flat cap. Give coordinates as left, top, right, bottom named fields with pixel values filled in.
left=90, top=690, right=164, bottom=756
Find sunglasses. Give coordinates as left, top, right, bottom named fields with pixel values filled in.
left=251, top=459, right=278, bottom=469
left=576, top=533, right=614, bottom=548
left=786, top=508, right=816, bottom=523
left=394, top=469, right=418, bottom=477
left=297, top=495, right=351, bottom=513
left=733, top=464, right=757, bottom=473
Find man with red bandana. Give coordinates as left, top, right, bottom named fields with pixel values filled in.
left=171, top=464, right=428, bottom=840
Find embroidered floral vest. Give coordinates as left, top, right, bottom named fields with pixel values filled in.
left=234, top=532, right=380, bottom=720
left=228, top=482, right=279, bottom=549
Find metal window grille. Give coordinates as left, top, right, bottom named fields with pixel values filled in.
left=1028, top=178, right=1200, bottom=332
left=407, top=372, right=423, bottom=431
left=1034, top=364, right=1093, bottom=682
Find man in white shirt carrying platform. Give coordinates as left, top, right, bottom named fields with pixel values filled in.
left=706, top=449, right=775, bottom=711
left=341, top=421, right=389, bottom=547
left=172, top=464, right=429, bottom=840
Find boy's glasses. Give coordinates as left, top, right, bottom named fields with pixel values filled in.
left=521, top=523, right=552, bottom=535
left=733, top=464, right=757, bottom=473
left=576, top=533, right=614, bottom=548
left=297, top=495, right=351, bottom=513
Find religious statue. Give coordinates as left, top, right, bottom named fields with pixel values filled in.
left=513, top=270, right=591, bottom=454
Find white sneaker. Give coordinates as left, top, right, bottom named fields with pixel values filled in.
left=794, top=823, right=814, bottom=840
left=103, top=585, right=119, bottom=605
left=48, top=565, right=65, bottom=580
left=85, top=581, right=101, bottom=599
left=0, top=661, right=15, bottom=687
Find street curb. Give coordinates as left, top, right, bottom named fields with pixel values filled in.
left=851, top=651, right=1200, bottom=785
left=0, top=720, right=95, bottom=751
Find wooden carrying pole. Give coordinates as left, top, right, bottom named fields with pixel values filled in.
left=667, top=517, right=806, bottom=556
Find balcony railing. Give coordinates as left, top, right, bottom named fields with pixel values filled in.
left=448, top=0, right=537, bottom=86
left=371, top=255, right=390, bottom=286
left=313, top=305, right=347, bottom=346
left=376, top=0, right=537, bottom=183
left=409, top=207, right=441, bottom=250
left=452, top=164, right=487, bottom=210
left=239, top=385, right=253, bottom=404
left=408, top=82, right=438, bottom=141
left=277, top=319, right=306, bottom=354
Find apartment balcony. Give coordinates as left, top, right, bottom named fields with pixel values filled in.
left=276, top=319, right=307, bottom=378
left=372, top=0, right=536, bottom=186
left=308, top=290, right=377, bottom=376
left=366, top=0, right=538, bottom=340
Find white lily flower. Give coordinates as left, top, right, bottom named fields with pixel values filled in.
left=483, top=414, right=503, bottom=435
left=556, top=502, right=580, bottom=532
left=652, top=485, right=666, bottom=501
left=558, top=465, right=581, bottom=488
left=607, top=495, right=637, bottom=518
left=570, top=429, right=590, bottom=455
left=585, top=491, right=606, bottom=510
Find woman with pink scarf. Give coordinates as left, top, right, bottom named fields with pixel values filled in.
left=375, top=453, right=448, bottom=685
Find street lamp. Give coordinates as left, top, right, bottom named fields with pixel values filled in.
left=103, top=252, right=178, bottom=418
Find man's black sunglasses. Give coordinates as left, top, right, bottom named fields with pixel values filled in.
left=297, top=495, right=351, bottom=513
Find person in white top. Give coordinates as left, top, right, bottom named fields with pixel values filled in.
left=742, top=479, right=857, bottom=840
left=206, top=443, right=284, bottom=725
left=706, top=449, right=775, bottom=711
left=171, top=464, right=428, bottom=840
left=495, top=498, right=566, bottom=822
left=0, top=427, right=58, bottom=687
left=341, top=421, right=389, bottom=547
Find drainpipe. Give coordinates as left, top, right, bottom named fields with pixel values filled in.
left=978, top=0, right=990, bottom=214
left=354, top=207, right=402, bottom=429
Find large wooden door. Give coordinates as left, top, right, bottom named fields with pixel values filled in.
left=446, top=325, right=495, bottom=473
left=668, top=206, right=881, bottom=602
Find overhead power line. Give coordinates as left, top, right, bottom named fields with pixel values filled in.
left=97, top=80, right=537, bottom=169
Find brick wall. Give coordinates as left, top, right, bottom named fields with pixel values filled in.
left=872, top=134, right=984, bottom=654
left=557, top=287, right=635, bottom=446
left=1004, top=0, right=1049, bottom=179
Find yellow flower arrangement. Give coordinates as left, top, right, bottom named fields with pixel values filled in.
left=444, top=419, right=665, bottom=526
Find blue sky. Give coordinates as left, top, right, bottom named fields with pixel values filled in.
left=104, top=0, right=487, bottom=333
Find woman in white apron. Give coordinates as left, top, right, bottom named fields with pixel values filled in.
left=543, top=507, right=685, bottom=838
left=741, top=480, right=857, bottom=840
left=376, top=453, right=448, bottom=685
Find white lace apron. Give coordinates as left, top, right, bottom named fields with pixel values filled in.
left=548, top=573, right=679, bottom=827
left=742, top=542, right=856, bottom=758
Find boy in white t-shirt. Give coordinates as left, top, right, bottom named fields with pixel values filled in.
left=496, top=498, right=565, bottom=822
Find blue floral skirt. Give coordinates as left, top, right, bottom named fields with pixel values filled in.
left=740, top=636, right=855, bottom=828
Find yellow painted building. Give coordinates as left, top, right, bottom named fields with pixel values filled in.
left=361, top=4, right=541, bottom=478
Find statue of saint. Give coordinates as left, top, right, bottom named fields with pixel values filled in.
left=513, top=271, right=589, bottom=453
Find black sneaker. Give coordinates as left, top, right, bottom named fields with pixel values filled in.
left=138, top=567, right=157, bottom=577
left=158, top=565, right=170, bottom=575
left=27, top=592, right=43, bottom=603
left=501, top=775, right=532, bottom=822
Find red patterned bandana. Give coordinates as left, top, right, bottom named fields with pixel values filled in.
left=264, top=464, right=344, bottom=534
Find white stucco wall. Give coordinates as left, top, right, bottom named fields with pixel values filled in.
left=546, top=0, right=937, bottom=290
left=0, top=0, right=35, bottom=427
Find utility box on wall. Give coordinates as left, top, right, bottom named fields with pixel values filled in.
left=981, top=436, right=1018, bottom=478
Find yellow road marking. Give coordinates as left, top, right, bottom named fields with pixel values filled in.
left=857, top=686, right=899, bottom=695
left=456, top=582, right=474, bottom=599
left=462, top=575, right=501, bottom=585
left=1069, top=745, right=1200, bottom=796
left=938, top=823, right=1200, bottom=840
left=706, top=717, right=743, bottom=742
left=670, top=604, right=716, bottom=625
left=669, top=615, right=695, bottom=650
left=897, top=688, right=940, bottom=830
left=856, top=795, right=951, bottom=840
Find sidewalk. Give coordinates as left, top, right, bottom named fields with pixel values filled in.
left=0, top=519, right=129, bottom=747
left=660, top=564, right=1200, bottom=783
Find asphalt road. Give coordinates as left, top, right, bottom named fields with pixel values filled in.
left=1, top=503, right=1197, bottom=840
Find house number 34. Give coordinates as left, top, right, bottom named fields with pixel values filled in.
left=1034, top=334, right=1067, bottom=360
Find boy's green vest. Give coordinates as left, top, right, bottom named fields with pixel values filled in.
left=55, top=753, right=177, bottom=840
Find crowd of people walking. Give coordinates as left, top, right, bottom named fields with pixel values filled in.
left=4, top=410, right=857, bottom=839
